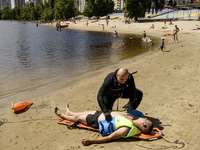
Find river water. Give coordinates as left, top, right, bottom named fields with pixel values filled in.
left=0, top=21, right=155, bottom=101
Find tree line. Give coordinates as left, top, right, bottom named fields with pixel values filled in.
left=0, top=0, right=165, bottom=21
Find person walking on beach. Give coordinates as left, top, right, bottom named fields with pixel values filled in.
left=160, top=37, right=165, bottom=51
left=97, top=68, right=143, bottom=121
left=173, top=25, right=180, bottom=42
left=55, top=105, right=153, bottom=146
left=106, top=19, right=109, bottom=26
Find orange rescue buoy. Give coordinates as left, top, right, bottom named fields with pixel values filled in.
left=11, top=102, right=33, bottom=111
left=163, top=33, right=171, bottom=36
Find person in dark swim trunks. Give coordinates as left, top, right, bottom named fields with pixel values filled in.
left=97, top=68, right=143, bottom=121
left=55, top=105, right=153, bottom=146
left=143, top=31, right=146, bottom=38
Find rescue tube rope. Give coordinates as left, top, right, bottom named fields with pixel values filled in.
left=161, top=133, right=185, bottom=148
left=0, top=118, right=58, bottom=126
left=127, top=133, right=185, bottom=149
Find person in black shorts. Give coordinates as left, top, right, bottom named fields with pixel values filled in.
left=97, top=68, right=143, bottom=121
left=55, top=105, right=153, bottom=146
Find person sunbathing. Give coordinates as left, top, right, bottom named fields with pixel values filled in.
left=191, top=25, right=200, bottom=30
left=55, top=105, right=153, bottom=146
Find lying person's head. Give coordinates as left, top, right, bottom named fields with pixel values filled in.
left=136, top=118, right=153, bottom=134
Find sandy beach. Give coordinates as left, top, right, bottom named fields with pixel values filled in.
left=1, top=18, right=200, bottom=150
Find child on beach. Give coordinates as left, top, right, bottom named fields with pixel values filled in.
left=113, top=30, right=118, bottom=37
left=150, top=40, right=155, bottom=46
left=160, top=37, right=165, bottom=51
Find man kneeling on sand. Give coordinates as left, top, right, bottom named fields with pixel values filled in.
left=55, top=105, right=153, bottom=146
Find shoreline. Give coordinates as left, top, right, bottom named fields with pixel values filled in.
left=1, top=19, right=200, bottom=150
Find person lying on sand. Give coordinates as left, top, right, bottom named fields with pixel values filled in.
left=191, top=25, right=200, bottom=30
left=55, top=105, right=153, bottom=146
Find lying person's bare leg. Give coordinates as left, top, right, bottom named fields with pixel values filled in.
left=65, top=105, right=96, bottom=117
left=55, top=106, right=94, bottom=125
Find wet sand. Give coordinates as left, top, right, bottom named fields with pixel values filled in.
left=0, top=19, right=200, bottom=150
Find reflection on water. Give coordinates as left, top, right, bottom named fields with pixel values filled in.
left=0, top=21, right=154, bottom=100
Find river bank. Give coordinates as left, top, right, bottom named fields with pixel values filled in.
left=1, top=19, right=200, bottom=150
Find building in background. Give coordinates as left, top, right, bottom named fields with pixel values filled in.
left=165, top=0, right=197, bottom=6
left=74, top=0, right=126, bottom=12
left=25, top=0, right=42, bottom=7
left=42, top=0, right=50, bottom=3
left=1, top=0, right=12, bottom=9
left=75, top=0, right=86, bottom=12
left=13, top=0, right=25, bottom=8
left=114, top=0, right=125, bottom=10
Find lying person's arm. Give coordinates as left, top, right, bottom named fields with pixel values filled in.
left=81, top=127, right=129, bottom=146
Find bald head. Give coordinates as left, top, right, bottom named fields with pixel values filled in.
left=116, top=68, right=129, bottom=84
left=117, top=68, right=129, bottom=76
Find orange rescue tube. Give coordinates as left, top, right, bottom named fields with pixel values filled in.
left=163, top=33, right=171, bottom=36
left=11, top=102, right=33, bottom=111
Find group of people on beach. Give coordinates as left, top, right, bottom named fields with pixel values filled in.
left=55, top=68, right=153, bottom=146
left=161, top=24, right=180, bottom=51
left=145, top=23, right=180, bottom=52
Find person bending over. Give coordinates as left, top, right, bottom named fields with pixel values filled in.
left=97, top=68, right=143, bottom=121
left=55, top=105, right=153, bottom=146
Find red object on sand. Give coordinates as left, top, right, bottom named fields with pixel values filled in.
left=11, top=102, right=33, bottom=111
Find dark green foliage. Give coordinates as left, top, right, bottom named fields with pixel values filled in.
left=0, top=0, right=77, bottom=21
left=83, top=0, right=114, bottom=17
left=0, top=0, right=165, bottom=21
left=1, top=7, right=12, bottom=20
left=125, top=0, right=165, bottom=21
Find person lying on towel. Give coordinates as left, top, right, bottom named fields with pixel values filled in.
left=55, top=105, right=153, bottom=146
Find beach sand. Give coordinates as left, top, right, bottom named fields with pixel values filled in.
left=0, top=19, right=200, bottom=150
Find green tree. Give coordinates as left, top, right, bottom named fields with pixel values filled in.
left=1, top=7, right=11, bottom=20
left=125, top=0, right=165, bottom=21
left=30, top=7, right=37, bottom=20
left=83, top=0, right=114, bottom=17
left=41, top=7, right=54, bottom=21
left=54, top=0, right=76, bottom=19
left=152, top=0, right=165, bottom=14
left=44, top=1, right=50, bottom=8
left=30, top=2, right=35, bottom=8
left=20, top=7, right=30, bottom=20
left=83, top=2, right=93, bottom=17
left=36, top=2, right=45, bottom=19
left=125, top=0, right=149, bottom=21
left=0, top=10, right=2, bottom=20
left=13, top=6, right=21, bottom=20
left=50, top=0, right=56, bottom=8
left=54, top=0, right=66, bottom=19
left=64, top=0, right=76, bottom=19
